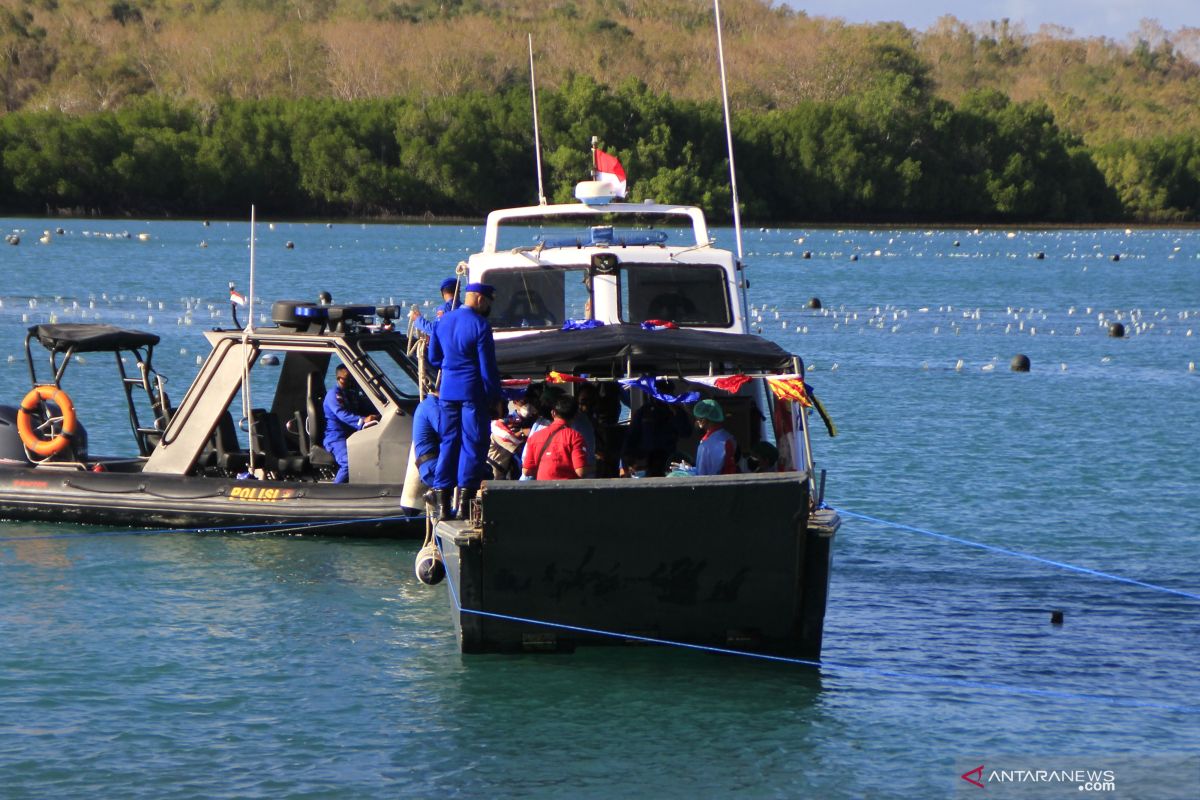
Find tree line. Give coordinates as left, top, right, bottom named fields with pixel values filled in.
left=4, top=1, right=1200, bottom=144
left=0, top=75, right=1196, bottom=222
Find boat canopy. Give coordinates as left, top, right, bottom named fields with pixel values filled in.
left=494, top=325, right=794, bottom=377
left=30, top=323, right=160, bottom=353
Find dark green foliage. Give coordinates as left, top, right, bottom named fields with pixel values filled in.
left=0, top=79, right=1187, bottom=220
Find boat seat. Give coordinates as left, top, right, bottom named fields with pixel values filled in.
left=250, top=409, right=308, bottom=479
left=306, top=371, right=326, bottom=450
left=219, top=410, right=250, bottom=475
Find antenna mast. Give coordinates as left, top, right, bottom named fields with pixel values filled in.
left=713, top=0, right=744, bottom=262
left=241, top=205, right=258, bottom=476
left=247, top=204, right=256, bottom=332
left=529, top=34, right=547, bottom=206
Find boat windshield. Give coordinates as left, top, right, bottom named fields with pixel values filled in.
left=479, top=267, right=591, bottom=330
left=619, top=263, right=732, bottom=327
left=356, top=339, right=421, bottom=401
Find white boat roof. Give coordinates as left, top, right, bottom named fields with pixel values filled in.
left=482, top=200, right=713, bottom=254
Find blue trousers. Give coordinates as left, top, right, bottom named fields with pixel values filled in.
left=327, top=438, right=349, bottom=483
left=433, top=399, right=489, bottom=490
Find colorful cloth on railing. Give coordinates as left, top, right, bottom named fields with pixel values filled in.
left=685, top=374, right=754, bottom=394
left=618, top=376, right=701, bottom=405
left=765, top=375, right=812, bottom=407
left=562, top=319, right=604, bottom=331
left=547, top=371, right=588, bottom=384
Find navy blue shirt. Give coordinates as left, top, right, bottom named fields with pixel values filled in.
left=429, top=305, right=500, bottom=403
left=412, top=395, right=442, bottom=484
left=413, top=298, right=457, bottom=337
left=322, top=385, right=369, bottom=446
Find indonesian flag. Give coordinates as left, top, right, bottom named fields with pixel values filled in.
left=594, top=149, right=627, bottom=198
left=229, top=289, right=247, bottom=306
left=765, top=375, right=813, bottom=407
left=686, top=374, right=754, bottom=394
left=500, top=377, right=532, bottom=400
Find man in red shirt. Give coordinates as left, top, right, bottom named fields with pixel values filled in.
left=522, top=395, right=588, bottom=480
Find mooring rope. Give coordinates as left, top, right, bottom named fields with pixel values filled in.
left=434, top=535, right=1200, bottom=714
left=0, top=514, right=423, bottom=543
left=833, top=507, right=1200, bottom=602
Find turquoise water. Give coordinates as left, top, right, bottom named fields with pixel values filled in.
left=1, top=219, right=1198, bottom=797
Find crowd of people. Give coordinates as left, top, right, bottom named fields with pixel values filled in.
left=334, top=276, right=785, bottom=520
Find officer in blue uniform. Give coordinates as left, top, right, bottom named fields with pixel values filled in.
left=412, top=388, right=442, bottom=489
left=322, top=365, right=378, bottom=483
left=428, top=282, right=500, bottom=519
left=409, top=277, right=461, bottom=336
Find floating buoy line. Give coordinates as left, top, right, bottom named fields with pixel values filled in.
left=3, top=292, right=1196, bottom=374
left=835, top=507, right=1200, bottom=602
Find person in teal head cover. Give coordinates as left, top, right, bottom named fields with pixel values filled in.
left=427, top=282, right=500, bottom=519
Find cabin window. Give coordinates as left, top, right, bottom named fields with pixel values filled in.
left=357, top=341, right=420, bottom=401
left=619, top=264, right=732, bottom=327
left=480, top=268, right=591, bottom=330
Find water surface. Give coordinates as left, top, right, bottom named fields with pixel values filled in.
left=1, top=219, right=1198, bottom=797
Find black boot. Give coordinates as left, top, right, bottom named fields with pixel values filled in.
left=458, top=487, right=477, bottom=520
left=437, top=488, right=455, bottom=521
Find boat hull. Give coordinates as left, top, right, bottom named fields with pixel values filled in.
left=436, top=473, right=835, bottom=659
left=0, top=464, right=423, bottom=537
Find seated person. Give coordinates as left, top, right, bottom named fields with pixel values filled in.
left=744, top=440, right=780, bottom=473
left=489, top=396, right=529, bottom=479
left=502, top=289, right=557, bottom=328
left=646, top=292, right=697, bottom=322
left=522, top=395, right=588, bottom=480
left=569, top=382, right=598, bottom=477
left=412, top=385, right=442, bottom=488
left=622, top=381, right=692, bottom=477
left=692, top=399, right=738, bottom=476
left=322, top=365, right=378, bottom=483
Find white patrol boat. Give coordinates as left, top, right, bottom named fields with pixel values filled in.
left=429, top=172, right=841, bottom=659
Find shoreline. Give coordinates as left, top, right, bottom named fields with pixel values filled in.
left=2, top=211, right=1199, bottom=231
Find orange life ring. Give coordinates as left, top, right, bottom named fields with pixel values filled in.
left=16, top=385, right=78, bottom=457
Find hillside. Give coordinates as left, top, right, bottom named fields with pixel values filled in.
left=0, top=0, right=1198, bottom=221
left=3, top=0, right=1199, bottom=144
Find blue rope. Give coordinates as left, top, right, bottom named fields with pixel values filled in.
left=834, top=507, right=1200, bottom=603
left=0, top=514, right=424, bottom=543
left=434, top=535, right=1200, bottom=714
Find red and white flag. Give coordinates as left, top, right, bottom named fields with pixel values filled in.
left=594, top=148, right=627, bottom=198
left=686, top=374, right=754, bottom=394
left=229, top=289, right=247, bottom=306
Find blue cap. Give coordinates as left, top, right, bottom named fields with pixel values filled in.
left=464, top=282, right=495, bottom=299
left=440, top=278, right=459, bottom=294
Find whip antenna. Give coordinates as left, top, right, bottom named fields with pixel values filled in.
left=247, top=205, right=257, bottom=332
left=241, top=206, right=257, bottom=476
left=529, top=34, right=547, bottom=206
left=713, top=0, right=744, bottom=262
